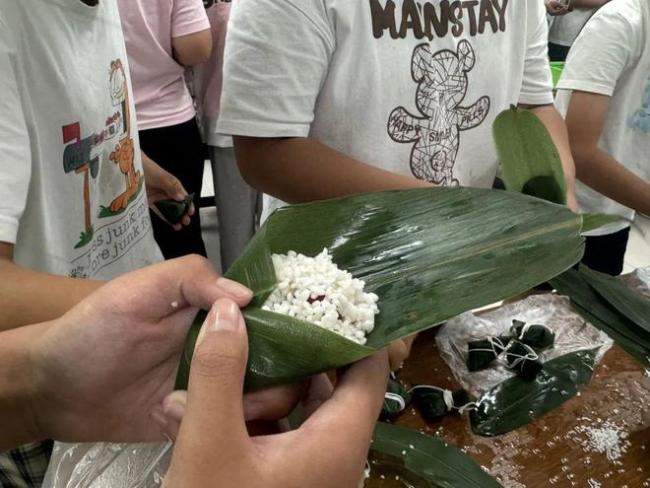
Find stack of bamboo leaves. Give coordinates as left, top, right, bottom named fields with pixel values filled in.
left=551, top=267, right=650, bottom=368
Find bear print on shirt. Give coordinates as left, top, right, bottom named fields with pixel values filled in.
left=388, top=40, right=490, bottom=186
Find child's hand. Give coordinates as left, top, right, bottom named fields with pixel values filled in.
left=141, top=151, right=195, bottom=231
left=545, top=0, right=570, bottom=16
left=163, top=299, right=389, bottom=488
left=388, top=334, right=417, bottom=370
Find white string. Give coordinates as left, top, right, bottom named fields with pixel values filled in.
left=409, top=385, right=477, bottom=413
left=442, top=389, right=454, bottom=411
left=457, top=401, right=479, bottom=414
left=517, top=322, right=534, bottom=341
left=384, top=392, right=407, bottom=411
left=468, top=336, right=508, bottom=355
left=505, top=342, right=539, bottom=371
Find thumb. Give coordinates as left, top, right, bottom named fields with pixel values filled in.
left=175, top=299, right=250, bottom=452
left=167, top=175, right=186, bottom=201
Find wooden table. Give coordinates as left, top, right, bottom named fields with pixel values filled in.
left=367, top=327, right=650, bottom=488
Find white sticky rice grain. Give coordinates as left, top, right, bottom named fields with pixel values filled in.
left=262, top=249, right=379, bottom=344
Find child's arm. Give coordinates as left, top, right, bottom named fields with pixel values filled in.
left=570, top=0, right=611, bottom=9
left=0, top=243, right=104, bottom=331
left=171, top=0, right=212, bottom=67
left=0, top=32, right=104, bottom=331
left=172, top=30, right=212, bottom=67
left=235, top=136, right=431, bottom=204
left=566, top=91, right=650, bottom=216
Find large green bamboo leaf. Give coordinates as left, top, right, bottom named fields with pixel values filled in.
left=581, top=213, right=625, bottom=234
left=493, top=108, right=623, bottom=234
left=550, top=269, right=650, bottom=367
left=580, top=267, right=650, bottom=334
left=493, top=106, right=566, bottom=204
left=178, top=187, right=586, bottom=391
left=470, top=349, right=597, bottom=436
left=369, top=422, right=503, bottom=487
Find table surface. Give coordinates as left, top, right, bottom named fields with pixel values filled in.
left=366, top=305, right=650, bottom=487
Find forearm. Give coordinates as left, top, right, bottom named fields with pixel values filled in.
left=574, top=148, right=650, bottom=216
left=141, top=150, right=157, bottom=174
left=234, top=136, right=431, bottom=203
left=0, top=260, right=103, bottom=331
left=523, top=104, right=578, bottom=207
left=0, top=322, right=49, bottom=449
left=565, top=90, right=650, bottom=216
left=570, top=0, right=609, bottom=9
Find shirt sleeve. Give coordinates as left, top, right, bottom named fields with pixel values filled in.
left=519, top=0, right=554, bottom=106
left=216, top=0, right=334, bottom=138
left=171, top=0, right=210, bottom=38
left=0, top=20, right=31, bottom=246
left=556, top=7, right=641, bottom=97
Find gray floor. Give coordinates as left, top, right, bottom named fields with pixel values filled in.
left=200, top=162, right=649, bottom=275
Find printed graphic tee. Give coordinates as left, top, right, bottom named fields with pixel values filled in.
left=217, top=0, right=554, bottom=220
left=0, top=0, right=162, bottom=280
left=117, top=0, right=210, bottom=130
left=555, top=0, right=650, bottom=236
left=193, top=0, right=233, bottom=148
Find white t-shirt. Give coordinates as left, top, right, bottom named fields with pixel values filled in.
left=0, top=0, right=162, bottom=280
left=217, top=0, right=554, bottom=220
left=555, top=0, right=650, bottom=236
left=193, top=0, right=233, bottom=148
left=548, top=8, right=595, bottom=47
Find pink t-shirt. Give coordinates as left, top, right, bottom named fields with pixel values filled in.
left=117, top=0, right=209, bottom=130
left=193, top=0, right=232, bottom=147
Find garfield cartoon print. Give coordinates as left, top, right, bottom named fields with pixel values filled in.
left=388, top=41, right=490, bottom=186
left=108, top=59, right=142, bottom=212
left=61, top=59, right=143, bottom=249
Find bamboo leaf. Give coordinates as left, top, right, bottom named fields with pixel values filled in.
left=470, top=349, right=597, bottom=437
left=521, top=175, right=565, bottom=204
left=580, top=267, right=650, bottom=334
left=177, top=187, right=586, bottom=390
left=550, top=269, right=650, bottom=367
left=493, top=106, right=566, bottom=204
left=370, top=422, right=503, bottom=488
left=581, top=213, right=626, bottom=234
left=571, top=304, right=650, bottom=367
left=226, top=228, right=277, bottom=307
left=154, top=193, right=194, bottom=225
left=494, top=108, right=621, bottom=236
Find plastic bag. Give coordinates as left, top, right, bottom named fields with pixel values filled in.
left=43, top=442, right=170, bottom=488
left=436, top=294, right=613, bottom=398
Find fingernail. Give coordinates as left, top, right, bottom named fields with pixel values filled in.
left=211, top=300, right=240, bottom=332
left=196, top=300, right=241, bottom=347
left=163, top=400, right=186, bottom=423
left=216, top=277, right=252, bottom=301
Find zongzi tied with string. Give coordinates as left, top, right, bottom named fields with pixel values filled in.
left=510, top=319, right=555, bottom=350
left=411, top=385, right=474, bottom=422
left=467, top=336, right=511, bottom=371
left=505, top=340, right=543, bottom=380
left=381, top=376, right=412, bottom=420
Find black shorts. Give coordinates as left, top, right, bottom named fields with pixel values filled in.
left=581, top=227, right=631, bottom=276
